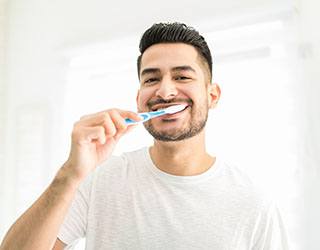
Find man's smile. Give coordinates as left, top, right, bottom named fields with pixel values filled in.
left=150, top=102, right=190, bottom=112
left=154, top=105, right=191, bottom=121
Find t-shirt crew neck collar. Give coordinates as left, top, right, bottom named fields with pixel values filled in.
left=142, top=146, right=220, bottom=184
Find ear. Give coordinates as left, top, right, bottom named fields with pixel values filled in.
left=208, top=83, right=221, bottom=109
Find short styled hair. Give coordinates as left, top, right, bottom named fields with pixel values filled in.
left=137, top=22, right=213, bottom=82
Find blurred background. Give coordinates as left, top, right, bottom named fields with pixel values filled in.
left=0, top=0, right=319, bottom=249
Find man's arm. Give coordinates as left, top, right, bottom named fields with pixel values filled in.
left=0, top=165, right=80, bottom=250
left=0, top=109, right=141, bottom=250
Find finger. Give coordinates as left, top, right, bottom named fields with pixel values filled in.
left=79, top=108, right=131, bottom=121
left=78, top=109, right=141, bottom=127
left=73, top=112, right=117, bottom=143
left=78, top=112, right=117, bottom=137
left=79, top=110, right=105, bottom=121
left=109, top=110, right=128, bottom=134
left=78, top=112, right=110, bottom=127
left=124, top=123, right=139, bottom=134
left=117, top=110, right=143, bottom=122
left=114, top=123, right=138, bottom=141
left=72, top=126, right=106, bottom=145
left=101, top=113, right=117, bottom=138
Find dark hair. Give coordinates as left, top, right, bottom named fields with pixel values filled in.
left=137, top=22, right=212, bottom=81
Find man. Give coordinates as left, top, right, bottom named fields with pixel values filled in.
left=0, top=23, right=288, bottom=249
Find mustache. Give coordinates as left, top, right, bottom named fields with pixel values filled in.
left=147, top=98, right=193, bottom=109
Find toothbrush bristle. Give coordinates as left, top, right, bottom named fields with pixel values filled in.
left=165, top=104, right=187, bottom=114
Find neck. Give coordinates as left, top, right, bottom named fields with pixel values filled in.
left=149, top=130, right=215, bottom=176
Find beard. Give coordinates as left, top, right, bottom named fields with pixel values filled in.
left=143, top=101, right=209, bottom=142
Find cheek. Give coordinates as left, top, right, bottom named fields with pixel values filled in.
left=184, top=87, right=209, bottom=111
left=180, top=85, right=202, bottom=102
left=137, top=88, right=154, bottom=108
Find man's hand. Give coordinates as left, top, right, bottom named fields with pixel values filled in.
left=64, top=108, right=142, bottom=182
left=0, top=108, right=142, bottom=250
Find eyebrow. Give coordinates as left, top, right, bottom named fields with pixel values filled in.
left=140, top=65, right=196, bottom=77
left=171, top=65, right=196, bottom=73
left=140, top=68, right=161, bottom=77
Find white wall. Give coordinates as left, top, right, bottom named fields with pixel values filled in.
left=0, top=0, right=7, bottom=158
left=0, top=0, right=8, bottom=147
left=295, top=0, right=320, bottom=249
left=2, top=0, right=319, bottom=249
left=0, top=0, right=8, bottom=240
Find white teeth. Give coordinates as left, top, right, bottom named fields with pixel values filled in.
left=155, top=105, right=173, bottom=111
left=153, top=104, right=189, bottom=112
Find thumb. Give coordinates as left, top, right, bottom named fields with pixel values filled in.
left=114, top=124, right=138, bottom=141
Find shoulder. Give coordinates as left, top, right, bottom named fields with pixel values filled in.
left=217, top=159, right=287, bottom=236
left=217, top=158, right=276, bottom=212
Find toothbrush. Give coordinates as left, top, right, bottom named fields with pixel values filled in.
left=125, top=104, right=187, bottom=125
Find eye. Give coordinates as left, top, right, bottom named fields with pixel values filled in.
left=144, top=78, right=159, bottom=85
left=175, top=76, right=191, bottom=81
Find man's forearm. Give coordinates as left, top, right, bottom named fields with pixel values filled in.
left=0, top=164, right=81, bottom=250
left=0, top=107, right=132, bottom=250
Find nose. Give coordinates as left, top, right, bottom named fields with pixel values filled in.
left=155, top=77, right=178, bottom=100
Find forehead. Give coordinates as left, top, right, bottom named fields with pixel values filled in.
left=140, top=43, right=202, bottom=74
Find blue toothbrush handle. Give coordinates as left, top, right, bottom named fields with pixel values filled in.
left=125, top=110, right=165, bottom=125
left=125, top=113, right=151, bottom=125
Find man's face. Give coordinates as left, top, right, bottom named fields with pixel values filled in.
left=136, top=43, right=220, bottom=141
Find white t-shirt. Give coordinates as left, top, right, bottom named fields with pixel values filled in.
left=58, top=147, right=289, bottom=249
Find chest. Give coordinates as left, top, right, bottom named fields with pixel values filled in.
left=86, top=181, right=248, bottom=249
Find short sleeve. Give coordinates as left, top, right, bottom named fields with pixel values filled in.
left=57, top=173, right=94, bottom=247
left=252, top=201, right=289, bottom=250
